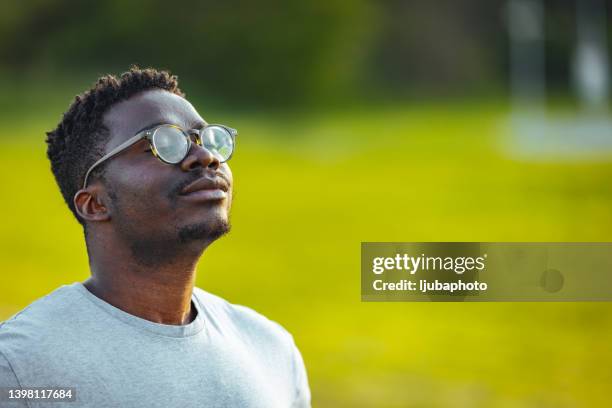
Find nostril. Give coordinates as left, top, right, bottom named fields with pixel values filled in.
left=207, top=160, right=219, bottom=169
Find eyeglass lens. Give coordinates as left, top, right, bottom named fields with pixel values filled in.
left=201, top=126, right=234, bottom=161
left=153, top=126, right=190, bottom=163
left=152, top=125, right=233, bottom=164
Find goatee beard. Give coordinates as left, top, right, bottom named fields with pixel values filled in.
left=178, top=219, right=231, bottom=245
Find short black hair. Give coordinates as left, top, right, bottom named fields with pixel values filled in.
left=46, top=66, right=184, bottom=225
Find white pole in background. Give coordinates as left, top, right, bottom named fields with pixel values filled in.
left=573, top=0, right=609, bottom=113
left=508, top=0, right=545, bottom=113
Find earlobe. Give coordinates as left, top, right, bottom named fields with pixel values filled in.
left=74, top=188, right=111, bottom=222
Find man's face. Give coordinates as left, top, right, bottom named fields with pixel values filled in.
left=97, top=89, right=233, bottom=263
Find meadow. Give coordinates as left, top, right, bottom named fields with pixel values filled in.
left=1, top=101, right=611, bottom=407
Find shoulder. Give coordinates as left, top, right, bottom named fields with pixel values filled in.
left=0, top=284, right=82, bottom=333
left=0, top=284, right=83, bottom=355
left=194, top=288, right=311, bottom=406
left=193, top=287, right=295, bottom=348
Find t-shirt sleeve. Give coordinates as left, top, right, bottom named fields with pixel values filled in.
left=290, top=340, right=311, bottom=408
left=0, top=350, right=28, bottom=407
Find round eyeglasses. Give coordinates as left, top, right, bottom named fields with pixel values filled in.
left=82, top=123, right=237, bottom=189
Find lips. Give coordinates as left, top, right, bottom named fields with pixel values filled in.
left=180, top=177, right=230, bottom=196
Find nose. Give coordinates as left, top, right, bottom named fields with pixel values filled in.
left=180, top=142, right=220, bottom=171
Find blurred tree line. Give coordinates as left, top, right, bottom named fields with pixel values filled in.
left=0, top=0, right=609, bottom=107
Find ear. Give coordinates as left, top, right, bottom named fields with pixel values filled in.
left=74, top=186, right=111, bottom=223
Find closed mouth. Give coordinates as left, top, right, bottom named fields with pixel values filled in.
left=180, top=177, right=229, bottom=195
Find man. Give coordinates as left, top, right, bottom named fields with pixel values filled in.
left=0, top=67, right=311, bottom=408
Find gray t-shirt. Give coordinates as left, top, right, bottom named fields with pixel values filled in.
left=0, top=283, right=310, bottom=407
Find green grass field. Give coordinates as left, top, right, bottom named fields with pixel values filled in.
left=1, top=102, right=612, bottom=407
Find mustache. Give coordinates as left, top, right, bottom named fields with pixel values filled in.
left=168, top=169, right=231, bottom=199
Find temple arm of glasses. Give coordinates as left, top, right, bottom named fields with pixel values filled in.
left=81, top=132, right=146, bottom=189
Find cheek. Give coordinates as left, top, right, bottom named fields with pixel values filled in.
left=221, top=163, right=233, bottom=182
left=222, top=165, right=234, bottom=208
left=109, top=163, right=176, bottom=217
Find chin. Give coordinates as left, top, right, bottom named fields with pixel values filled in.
left=177, top=217, right=231, bottom=244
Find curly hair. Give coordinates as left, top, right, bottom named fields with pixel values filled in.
left=46, top=66, right=185, bottom=226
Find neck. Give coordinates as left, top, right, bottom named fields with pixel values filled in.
left=84, top=236, right=208, bottom=325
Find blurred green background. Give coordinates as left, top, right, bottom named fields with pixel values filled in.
left=2, top=1, right=612, bottom=407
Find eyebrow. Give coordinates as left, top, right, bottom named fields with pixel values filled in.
left=134, top=120, right=207, bottom=135
left=134, top=122, right=167, bottom=135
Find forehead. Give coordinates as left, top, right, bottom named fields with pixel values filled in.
left=103, top=89, right=205, bottom=145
